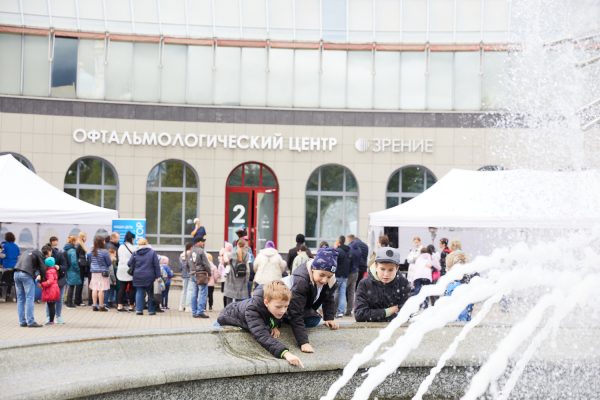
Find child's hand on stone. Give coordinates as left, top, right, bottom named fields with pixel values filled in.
left=284, top=352, right=304, bottom=368
left=324, top=320, right=339, bottom=330
left=300, top=343, right=314, bottom=353
left=270, top=327, right=281, bottom=338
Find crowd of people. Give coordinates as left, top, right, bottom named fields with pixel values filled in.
left=0, top=219, right=474, bottom=367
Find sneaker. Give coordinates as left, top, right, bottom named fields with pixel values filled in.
left=99, top=306, right=108, bottom=312
left=185, top=307, right=192, bottom=313
left=198, top=313, right=209, bottom=319
left=45, top=321, right=54, bottom=326
left=28, top=322, right=43, bottom=328
left=56, top=317, right=65, bottom=324
left=336, top=313, right=344, bottom=318
left=65, top=304, right=76, bottom=309
left=117, top=308, right=127, bottom=312
left=148, top=312, right=156, bottom=316
left=178, top=306, right=184, bottom=312
left=20, top=322, right=27, bottom=327
left=136, top=312, right=143, bottom=315
left=209, top=306, right=213, bottom=311
left=92, top=306, right=99, bottom=311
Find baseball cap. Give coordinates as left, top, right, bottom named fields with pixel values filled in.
left=375, top=247, right=401, bottom=265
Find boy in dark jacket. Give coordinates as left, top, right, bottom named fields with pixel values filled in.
left=354, top=247, right=411, bottom=322
left=286, top=247, right=339, bottom=354
left=217, top=280, right=303, bottom=367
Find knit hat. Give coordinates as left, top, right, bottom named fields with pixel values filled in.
left=312, top=247, right=338, bottom=273
left=44, top=256, right=56, bottom=267
left=265, top=240, right=275, bottom=249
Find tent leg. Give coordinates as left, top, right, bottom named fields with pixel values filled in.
left=36, top=223, right=40, bottom=250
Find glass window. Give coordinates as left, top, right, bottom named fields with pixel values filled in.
left=76, top=39, right=105, bottom=99
left=146, top=160, right=198, bottom=246
left=51, top=37, right=78, bottom=98
left=295, top=0, right=321, bottom=41
left=347, top=51, right=373, bottom=109
left=454, top=51, right=481, bottom=110
left=456, top=0, right=482, bottom=42
left=214, top=0, right=241, bottom=38
left=429, top=0, right=454, bottom=42
left=386, top=165, right=437, bottom=207
left=321, top=50, right=347, bottom=108
left=23, top=35, right=49, bottom=96
left=242, top=0, right=267, bottom=39
left=375, top=0, right=402, bottom=42
left=133, top=43, right=160, bottom=102
left=241, top=48, right=267, bottom=106
left=294, top=50, right=320, bottom=107
left=64, top=157, right=119, bottom=210
left=0, top=152, right=35, bottom=172
left=267, top=48, right=294, bottom=107
left=268, top=0, right=294, bottom=40
left=374, top=51, right=400, bottom=109
left=402, top=0, right=427, bottom=42
left=187, top=45, right=214, bottom=104
left=227, top=163, right=277, bottom=188
left=0, top=34, right=22, bottom=95
left=214, top=46, right=241, bottom=105
left=482, top=51, right=509, bottom=110
left=401, top=52, right=426, bottom=109
left=305, top=164, right=358, bottom=249
left=348, top=0, right=373, bottom=42
left=322, top=0, right=347, bottom=42
left=161, top=44, right=187, bottom=103
left=427, top=52, right=453, bottom=110
left=105, top=41, right=133, bottom=101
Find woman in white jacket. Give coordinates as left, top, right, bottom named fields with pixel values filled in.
left=253, top=241, right=287, bottom=287
left=116, top=231, right=136, bottom=312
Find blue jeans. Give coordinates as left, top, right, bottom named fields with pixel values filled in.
left=304, top=315, right=322, bottom=328
left=14, top=271, right=36, bottom=325
left=191, top=277, right=208, bottom=316
left=46, top=285, right=66, bottom=319
left=179, top=277, right=190, bottom=309
left=412, top=278, right=431, bottom=309
left=336, top=277, right=348, bottom=315
left=135, top=285, right=155, bottom=314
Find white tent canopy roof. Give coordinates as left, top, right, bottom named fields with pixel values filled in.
left=369, top=168, right=600, bottom=230
left=0, top=154, right=118, bottom=225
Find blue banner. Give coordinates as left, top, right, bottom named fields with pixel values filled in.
left=112, top=219, right=146, bottom=245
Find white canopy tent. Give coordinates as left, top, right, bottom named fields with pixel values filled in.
left=0, top=154, right=118, bottom=248
left=368, top=169, right=600, bottom=257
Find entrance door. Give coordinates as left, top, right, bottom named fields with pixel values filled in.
left=225, top=162, right=278, bottom=255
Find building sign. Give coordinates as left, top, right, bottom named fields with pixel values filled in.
left=73, top=129, right=337, bottom=152
left=354, top=138, right=434, bottom=153
left=112, top=218, right=146, bottom=245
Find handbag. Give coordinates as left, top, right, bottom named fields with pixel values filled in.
left=195, top=270, right=209, bottom=285
left=101, top=270, right=109, bottom=278
left=154, top=278, right=166, bottom=293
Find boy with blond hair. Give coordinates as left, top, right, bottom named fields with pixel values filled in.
left=217, top=280, right=304, bottom=367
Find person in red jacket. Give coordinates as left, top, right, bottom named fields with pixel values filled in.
left=40, top=257, right=60, bottom=325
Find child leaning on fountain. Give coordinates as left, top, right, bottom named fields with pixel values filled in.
left=354, top=247, right=411, bottom=322
left=217, top=280, right=304, bottom=367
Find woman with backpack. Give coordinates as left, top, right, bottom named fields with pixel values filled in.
left=253, top=241, right=286, bottom=288
left=74, top=232, right=89, bottom=306
left=223, top=238, right=250, bottom=306
left=64, top=235, right=81, bottom=308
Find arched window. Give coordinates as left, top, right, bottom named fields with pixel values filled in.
left=0, top=152, right=35, bottom=172
left=146, top=160, right=199, bottom=246
left=386, top=165, right=437, bottom=208
left=18, top=228, right=34, bottom=248
left=305, top=164, right=358, bottom=249
left=64, top=157, right=118, bottom=210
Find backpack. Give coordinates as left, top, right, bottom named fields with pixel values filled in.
left=234, top=262, right=247, bottom=278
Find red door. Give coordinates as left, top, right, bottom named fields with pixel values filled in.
left=225, top=162, right=278, bottom=255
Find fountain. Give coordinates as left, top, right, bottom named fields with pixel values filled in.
left=322, top=1, right=600, bottom=398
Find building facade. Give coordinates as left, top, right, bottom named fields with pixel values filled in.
left=0, top=0, right=535, bottom=253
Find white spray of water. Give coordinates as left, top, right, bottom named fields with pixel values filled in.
left=411, top=291, right=506, bottom=400
left=322, top=230, right=599, bottom=399
left=496, top=275, right=600, bottom=400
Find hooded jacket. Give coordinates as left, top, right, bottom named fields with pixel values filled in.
left=15, top=249, right=47, bottom=280
left=1, top=241, right=20, bottom=269
left=253, top=247, right=287, bottom=285
left=354, top=264, right=411, bottom=322
left=128, top=246, right=161, bottom=288
left=41, top=267, right=60, bottom=302
left=287, top=260, right=337, bottom=346
left=63, top=243, right=81, bottom=286
left=335, top=244, right=351, bottom=278
left=217, top=286, right=288, bottom=358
